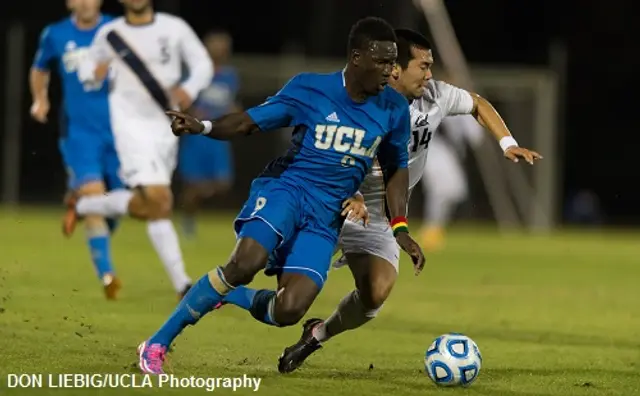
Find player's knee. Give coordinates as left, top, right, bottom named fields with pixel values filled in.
left=222, top=240, right=268, bottom=286
left=273, top=291, right=310, bottom=327
left=84, top=215, right=108, bottom=232
left=138, top=186, right=174, bottom=219
left=360, top=277, right=394, bottom=310
left=211, top=180, right=232, bottom=196
left=224, top=255, right=258, bottom=285
left=77, top=181, right=106, bottom=196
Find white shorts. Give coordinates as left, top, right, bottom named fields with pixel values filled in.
left=333, top=218, right=400, bottom=272
left=112, top=120, right=178, bottom=187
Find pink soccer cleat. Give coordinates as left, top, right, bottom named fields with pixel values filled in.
left=137, top=341, right=167, bottom=374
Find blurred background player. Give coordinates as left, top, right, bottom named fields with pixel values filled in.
left=419, top=114, right=484, bottom=251
left=29, top=0, right=123, bottom=299
left=178, top=29, right=239, bottom=238
left=67, top=0, right=213, bottom=298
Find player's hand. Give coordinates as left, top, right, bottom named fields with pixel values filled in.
left=342, top=195, right=369, bottom=226
left=30, top=99, right=50, bottom=123
left=171, top=87, right=193, bottom=111
left=504, top=146, right=543, bottom=165
left=395, top=232, right=426, bottom=276
left=166, top=110, right=205, bottom=136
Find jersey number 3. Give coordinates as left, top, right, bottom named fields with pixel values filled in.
left=411, top=128, right=432, bottom=152
left=159, top=38, right=170, bottom=64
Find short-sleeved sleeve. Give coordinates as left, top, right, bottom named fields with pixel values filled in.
left=436, top=80, right=474, bottom=116
left=246, top=74, right=307, bottom=132
left=32, top=26, right=56, bottom=71
left=377, top=103, right=411, bottom=170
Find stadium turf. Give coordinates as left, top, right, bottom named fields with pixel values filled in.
left=1, top=208, right=639, bottom=395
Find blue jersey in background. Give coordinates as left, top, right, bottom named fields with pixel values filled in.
left=33, top=15, right=122, bottom=190
left=178, top=66, right=238, bottom=182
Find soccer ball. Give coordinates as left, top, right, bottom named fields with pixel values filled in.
left=424, top=333, right=482, bottom=387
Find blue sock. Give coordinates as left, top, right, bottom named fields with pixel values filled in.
left=248, top=289, right=280, bottom=327
left=87, top=232, right=114, bottom=279
left=149, top=269, right=227, bottom=346
left=223, top=285, right=258, bottom=310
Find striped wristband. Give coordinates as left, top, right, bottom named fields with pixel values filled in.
left=390, top=216, right=409, bottom=236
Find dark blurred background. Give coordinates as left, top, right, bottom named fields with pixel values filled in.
left=0, top=0, right=637, bottom=227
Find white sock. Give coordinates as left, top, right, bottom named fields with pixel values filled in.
left=76, top=189, right=133, bottom=217
left=426, top=193, right=456, bottom=226
left=147, top=219, right=192, bottom=292
left=313, top=290, right=375, bottom=343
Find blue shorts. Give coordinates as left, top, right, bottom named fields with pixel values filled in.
left=178, top=135, right=233, bottom=182
left=233, top=178, right=338, bottom=289
left=58, top=124, right=123, bottom=191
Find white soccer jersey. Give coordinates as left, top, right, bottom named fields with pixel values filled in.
left=77, top=13, right=212, bottom=187
left=80, top=12, right=213, bottom=121
left=358, top=79, right=475, bottom=221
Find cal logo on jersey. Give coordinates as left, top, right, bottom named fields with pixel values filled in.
left=411, top=112, right=432, bottom=153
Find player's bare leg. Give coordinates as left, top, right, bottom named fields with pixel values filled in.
left=70, top=184, right=192, bottom=297
left=273, top=273, right=321, bottom=325
left=64, top=180, right=121, bottom=300
left=180, top=180, right=230, bottom=237
left=138, top=235, right=270, bottom=374
left=278, top=253, right=396, bottom=373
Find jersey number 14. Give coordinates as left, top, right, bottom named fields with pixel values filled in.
left=412, top=128, right=432, bottom=152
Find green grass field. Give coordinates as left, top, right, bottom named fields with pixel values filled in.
left=1, top=208, right=639, bottom=396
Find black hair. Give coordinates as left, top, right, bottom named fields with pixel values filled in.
left=394, top=28, right=433, bottom=69
left=347, top=17, right=397, bottom=54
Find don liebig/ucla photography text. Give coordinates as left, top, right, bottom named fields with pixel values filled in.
left=5, top=373, right=262, bottom=392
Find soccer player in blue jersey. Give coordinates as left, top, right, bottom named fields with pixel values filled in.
left=137, top=16, right=425, bottom=374
left=30, top=0, right=123, bottom=300
left=178, top=29, right=239, bottom=238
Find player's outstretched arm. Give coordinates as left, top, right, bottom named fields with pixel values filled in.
left=469, top=93, right=543, bottom=164
left=167, top=74, right=304, bottom=139
left=166, top=110, right=260, bottom=140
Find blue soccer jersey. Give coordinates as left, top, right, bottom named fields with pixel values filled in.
left=234, top=71, right=410, bottom=288
left=33, top=15, right=122, bottom=190
left=178, top=66, right=239, bottom=182
left=33, top=15, right=113, bottom=134
left=193, top=66, right=239, bottom=119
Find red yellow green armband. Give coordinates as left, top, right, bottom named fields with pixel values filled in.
left=390, top=216, right=409, bottom=236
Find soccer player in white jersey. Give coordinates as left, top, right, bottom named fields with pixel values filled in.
left=420, top=114, right=485, bottom=251
left=63, top=0, right=214, bottom=299
left=278, top=28, right=542, bottom=373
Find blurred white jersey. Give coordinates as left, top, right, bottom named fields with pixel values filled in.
left=358, top=79, right=474, bottom=222
left=79, top=13, right=213, bottom=186
left=85, top=12, right=212, bottom=120
left=434, top=114, right=485, bottom=154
